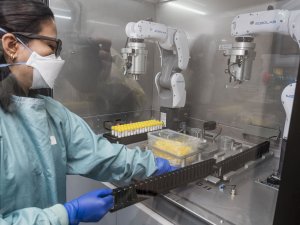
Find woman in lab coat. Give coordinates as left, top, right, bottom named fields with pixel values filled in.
left=0, top=1, right=174, bottom=225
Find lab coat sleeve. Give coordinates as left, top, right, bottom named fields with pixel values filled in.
left=62, top=108, right=157, bottom=182
left=0, top=204, right=69, bottom=225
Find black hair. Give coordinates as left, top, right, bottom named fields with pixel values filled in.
left=0, top=0, right=54, bottom=112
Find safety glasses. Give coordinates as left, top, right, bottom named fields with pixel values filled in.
left=12, top=32, right=62, bottom=57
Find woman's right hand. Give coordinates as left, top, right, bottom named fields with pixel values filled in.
left=64, top=189, right=114, bottom=225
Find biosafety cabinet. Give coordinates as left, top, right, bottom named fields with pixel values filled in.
left=45, top=0, right=300, bottom=224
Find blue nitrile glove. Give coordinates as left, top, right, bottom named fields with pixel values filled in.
left=154, top=157, right=178, bottom=176
left=64, top=189, right=114, bottom=225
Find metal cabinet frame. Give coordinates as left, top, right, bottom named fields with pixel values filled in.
left=274, top=62, right=300, bottom=225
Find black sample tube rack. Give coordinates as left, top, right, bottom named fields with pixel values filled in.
left=111, top=158, right=216, bottom=212
left=110, top=141, right=270, bottom=212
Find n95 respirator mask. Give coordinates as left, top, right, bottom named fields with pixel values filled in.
left=26, top=52, right=65, bottom=89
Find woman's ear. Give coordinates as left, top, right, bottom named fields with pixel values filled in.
left=1, top=34, right=19, bottom=62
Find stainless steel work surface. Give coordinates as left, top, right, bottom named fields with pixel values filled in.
left=149, top=157, right=278, bottom=225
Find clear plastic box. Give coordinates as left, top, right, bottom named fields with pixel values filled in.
left=147, top=129, right=201, bottom=167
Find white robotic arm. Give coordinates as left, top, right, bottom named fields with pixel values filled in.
left=221, top=9, right=300, bottom=140
left=222, top=9, right=300, bottom=84
left=122, top=20, right=190, bottom=108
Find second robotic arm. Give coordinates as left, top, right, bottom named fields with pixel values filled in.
left=222, top=9, right=300, bottom=140
left=223, top=9, right=300, bottom=83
